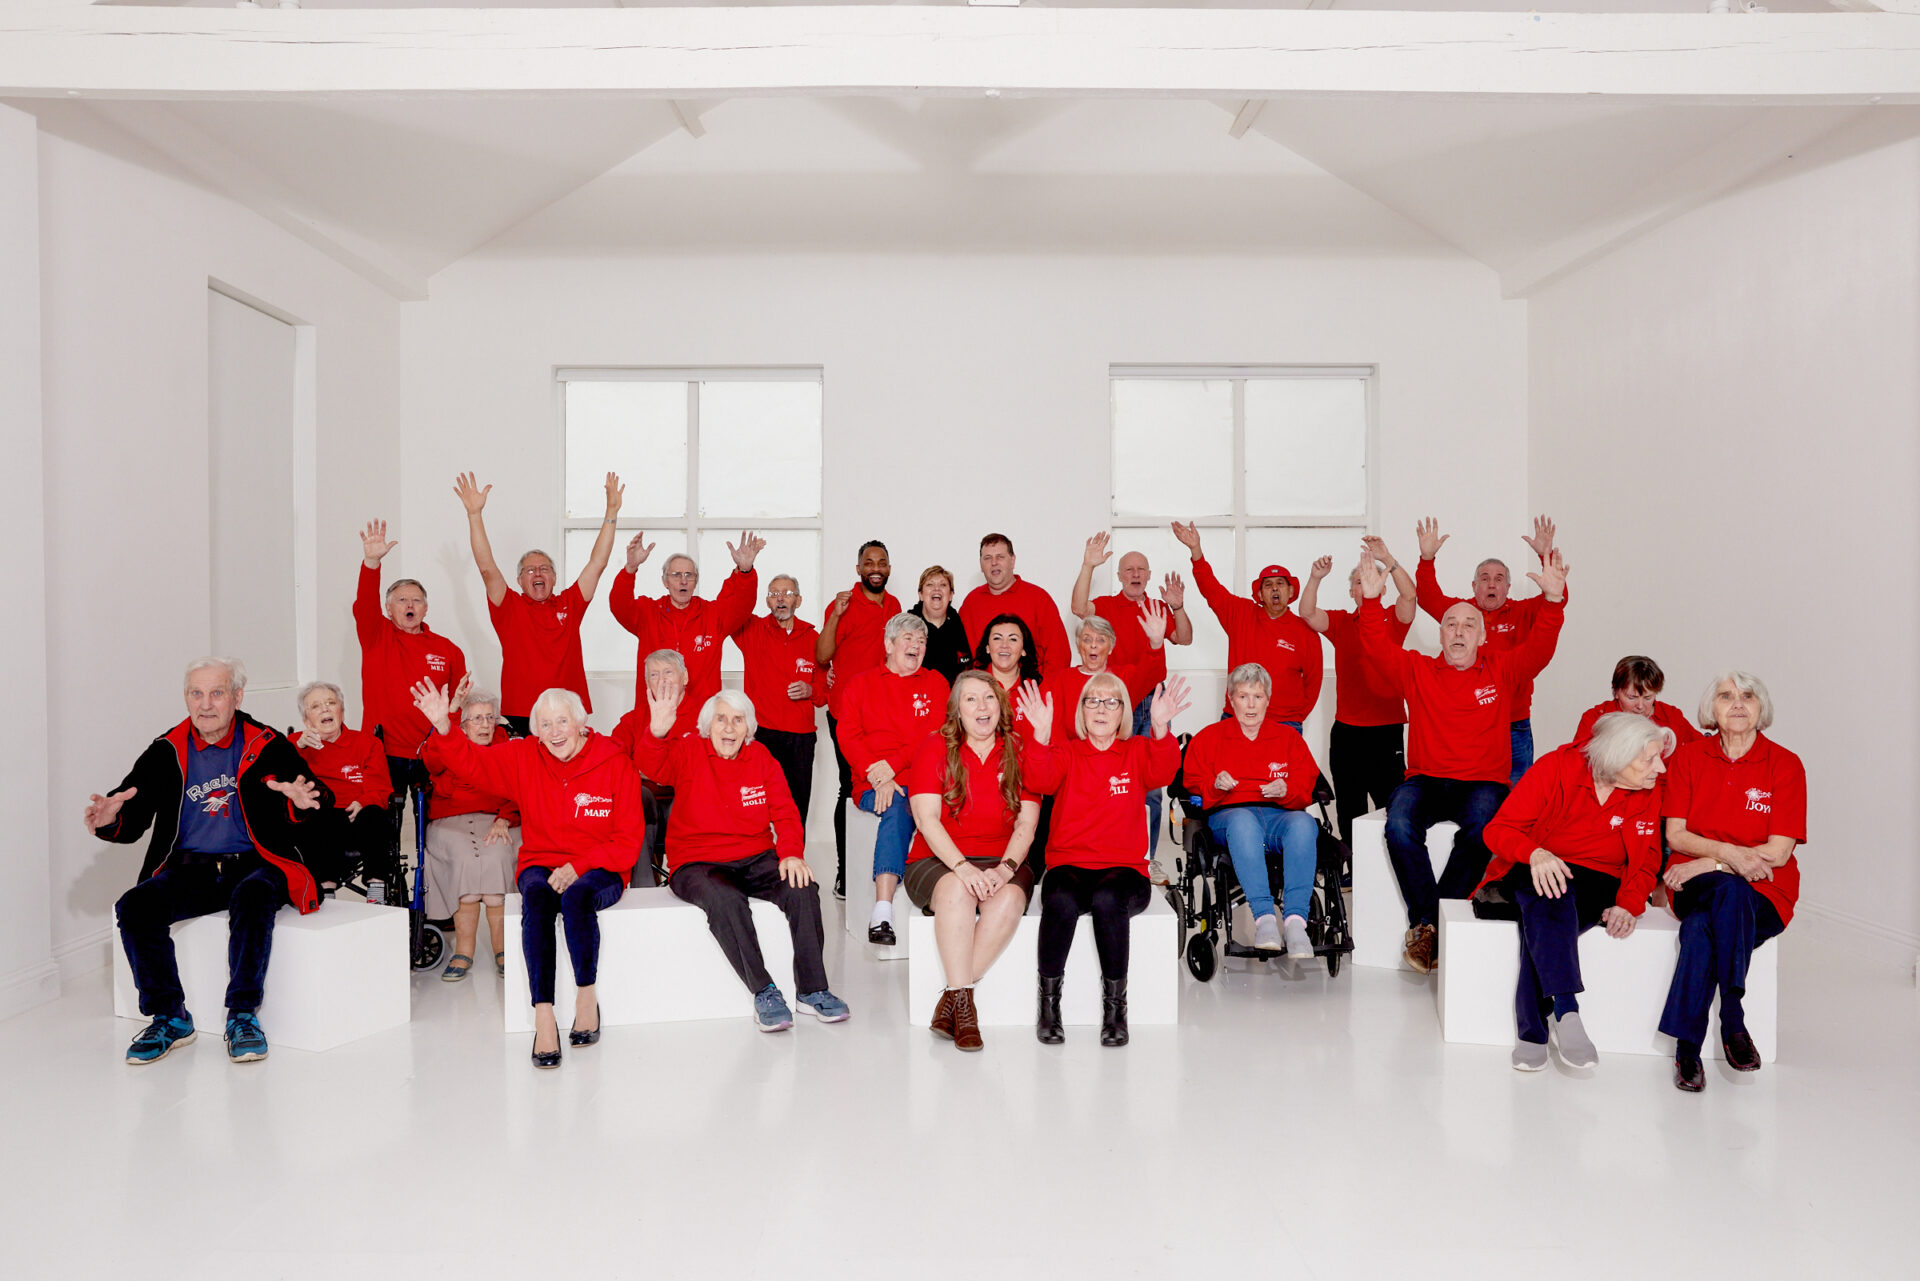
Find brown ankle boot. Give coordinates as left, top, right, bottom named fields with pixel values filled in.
left=930, top=989, right=956, bottom=1040
left=950, top=987, right=983, bottom=1051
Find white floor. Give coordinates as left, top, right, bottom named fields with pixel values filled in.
left=4, top=896, right=1916, bottom=1281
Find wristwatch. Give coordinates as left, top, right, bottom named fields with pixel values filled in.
left=1001, top=858, right=1020, bottom=875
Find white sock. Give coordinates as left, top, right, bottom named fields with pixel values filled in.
left=870, top=899, right=893, bottom=926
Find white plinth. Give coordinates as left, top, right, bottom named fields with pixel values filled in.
left=907, top=891, right=1178, bottom=1027
left=502, top=885, right=797, bottom=1033
left=1436, top=899, right=1779, bottom=1060
left=112, top=898, right=409, bottom=1053
left=1351, top=813, right=1458, bottom=971
left=844, top=799, right=909, bottom=960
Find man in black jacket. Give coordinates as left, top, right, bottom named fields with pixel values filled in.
left=86, top=657, right=329, bottom=1065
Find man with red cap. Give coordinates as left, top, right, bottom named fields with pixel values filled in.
left=1170, top=522, right=1323, bottom=729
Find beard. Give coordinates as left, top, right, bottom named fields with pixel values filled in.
left=863, top=571, right=891, bottom=592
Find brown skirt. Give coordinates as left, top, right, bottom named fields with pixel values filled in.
left=903, top=855, right=1036, bottom=912
left=423, top=812, right=522, bottom=919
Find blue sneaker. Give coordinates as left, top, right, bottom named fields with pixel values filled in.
left=796, top=989, right=850, bottom=1023
left=752, top=983, right=793, bottom=1033
left=125, top=1013, right=196, bottom=1065
left=224, top=1011, right=269, bottom=1063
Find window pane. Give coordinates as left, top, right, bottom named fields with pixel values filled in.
left=1244, top=525, right=1365, bottom=667
left=565, top=381, right=688, bottom=520
left=697, top=381, right=823, bottom=519
left=569, top=527, right=688, bottom=674
left=1105, top=526, right=1229, bottom=675
left=696, top=528, right=823, bottom=672
left=1244, top=378, right=1367, bottom=517
left=1112, top=379, right=1232, bottom=519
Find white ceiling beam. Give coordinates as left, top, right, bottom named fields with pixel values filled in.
left=1226, top=99, right=1265, bottom=139
left=667, top=99, right=704, bottom=138
left=1, top=9, right=1919, bottom=104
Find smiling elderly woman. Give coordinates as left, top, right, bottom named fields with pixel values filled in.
left=291, top=681, right=396, bottom=899
left=414, top=679, right=642, bottom=1069
left=420, top=686, right=523, bottom=981
left=636, top=680, right=849, bottom=1033
left=1476, top=712, right=1669, bottom=1072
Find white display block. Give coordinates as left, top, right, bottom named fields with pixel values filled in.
left=1436, top=899, right=1778, bottom=1060
left=502, top=885, right=798, bottom=1034
left=843, top=799, right=909, bottom=960
left=1350, top=813, right=1458, bottom=971
left=907, top=892, right=1178, bottom=1027
left=112, top=898, right=409, bottom=1053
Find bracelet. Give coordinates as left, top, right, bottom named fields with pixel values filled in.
left=1001, top=858, right=1020, bottom=874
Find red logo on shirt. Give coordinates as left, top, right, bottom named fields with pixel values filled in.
left=342, top=765, right=364, bottom=784
left=1609, top=815, right=1624, bottom=829
left=740, top=785, right=766, bottom=807
left=1473, top=684, right=1498, bottom=706
left=425, top=653, right=449, bottom=673
left=1107, top=772, right=1133, bottom=798
left=1267, top=762, right=1287, bottom=781
left=1274, top=637, right=1295, bottom=652
left=555, top=611, right=570, bottom=624
left=1744, top=788, right=1772, bottom=814
left=795, top=659, right=814, bottom=675
left=693, top=634, right=713, bottom=653
left=911, top=693, right=933, bottom=716
left=573, top=792, right=612, bottom=819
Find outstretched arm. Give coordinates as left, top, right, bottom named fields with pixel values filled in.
left=454, top=473, right=509, bottom=607
left=572, top=472, right=624, bottom=603
left=1363, top=535, right=1418, bottom=625
left=1412, top=518, right=1458, bottom=623
left=1506, top=550, right=1569, bottom=681
left=816, top=589, right=852, bottom=663
left=1070, top=533, right=1111, bottom=619
left=1299, top=556, right=1334, bottom=632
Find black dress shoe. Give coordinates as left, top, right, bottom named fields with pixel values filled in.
left=1723, top=1030, right=1762, bottom=1072
left=569, top=1005, right=602, bottom=1047
left=868, top=920, right=896, bottom=946
left=1673, top=1051, right=1705, bottom=1093
left=531, top=1039, right=563, bottom=1069
left=1035, top=975, right=1065, bottom=1045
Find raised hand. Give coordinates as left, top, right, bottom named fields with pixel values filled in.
left=1355, top=547, right=1387, bottom=599
left=84, top=787, right=137, bottom=835
left=728, top=531, right=766, bottom=572
left=1526, top=548, right=1568, bottom=602
left=1361, top=534, right=1398, bottom=570
left=452, top=672, right=474, bottom=707
left=604, top=472, right=625, bottom=515
left=1138, top=602, right=1170, bottom=650
left=1521, top=514, right=1557, bottom=563
left=645, top=670, right=684, bottom=738
left=1083, top=532, right=1113, bottom=569
left=1309, top=555, right=1333, bottom=581
left=1149, top=673, right=1192, bottom=734
left=624, top=532, right=656, bottom=574
left=360, top=519, right=397, bottom=566
left=1169, top=521, right=1203, bottom=557
left=830, top=589, right=853, bottom=617
left=265, top=775, right=323, bottom=811
left=410, top=678, right=453, bottom=734
left=1015, top=680, right=1053, bottom=745
left=453, top=472, right=490, bottom=515
left=1415, top=517, right=1447, bottom=561
left=1159, top=571, right=1186, bottom=612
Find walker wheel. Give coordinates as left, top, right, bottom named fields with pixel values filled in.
left=1185, top=933, right=1217, bottom=983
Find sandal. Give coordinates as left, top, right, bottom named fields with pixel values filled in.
left=441, top=954, right=474, bottom=983
left=494, top=951, right=507, bottom=977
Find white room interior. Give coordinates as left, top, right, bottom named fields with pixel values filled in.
left=1, top=6, right=1917, bottom=1277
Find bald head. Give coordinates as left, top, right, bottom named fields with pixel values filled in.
left=1439, top=602, right=1485, bottom=670
left=1116, top=551, right=1150, bottom=599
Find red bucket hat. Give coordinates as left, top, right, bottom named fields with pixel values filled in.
left=1250, top=564, right=1300, bottom=599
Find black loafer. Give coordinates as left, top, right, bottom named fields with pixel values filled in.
left=1723, top=1030, right=1762, bottom=1072
left=531, top=1042, right=562, bottom=1069
left=1673, top=1052, right=1705, bottom=1093
left=868, top=920, right=896, bottom=947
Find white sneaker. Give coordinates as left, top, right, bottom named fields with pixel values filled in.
left=1252, top=914, right=1284, bottom=951
left=1149, top=858, right=1172, bottom=887
left=1281, top=915, right=1314, bottom=959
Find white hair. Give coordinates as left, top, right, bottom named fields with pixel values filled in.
left=1226, top=662, right=1271, bottom=698
left=1582, top=712, right=1673, bottom=783
left=644, top=649, right=687, bottom=681
left=529, top=687, right=587, bottom=728
left=697, top=689, right=759, bottom=743
left=295, top=681, right=344, bottom=714
left=459, top=687, right=501, bottom=719
left=1075, top=615, right=1118, bottom=650
left=516, top=549, right=555, bottom=577
left=661, top=553, right=699, bottom=585
left=1697, top=669, right=1775, bottom=733
left=885, top=612, right=929, bottom=644
left=767, top=573, right=801, bottom=595
left=1072, top=672, right=1134, bottom=741
left=183, top=656, right=246, bottom=693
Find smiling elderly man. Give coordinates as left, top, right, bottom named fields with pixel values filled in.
left=86, top=657, right=330, bottom=1066
left=609, top=530, right=764, bottom=740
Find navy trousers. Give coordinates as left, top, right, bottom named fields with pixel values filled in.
left=1506, top=864, right=1619, bottom=1044
left=517, top=865, right=625, bottom=1006
left=1383, top=775, right=1508, bottom=929
left=116, top=857, right=288, bottom=1017
left=1658, top=872, right=1784, bottom=1045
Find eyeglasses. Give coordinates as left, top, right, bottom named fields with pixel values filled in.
left=464, top=714, right=499, bottom=726
left=1081, top=697, right=1124, bottom=711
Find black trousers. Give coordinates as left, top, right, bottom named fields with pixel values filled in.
left=670, top=851, right=830, bottom=995
left=1037, top=865, right=1152, bottom=980
left=116, top=857, right=288, bottom=1017
left=758, top=726, right=818, bottom=825
left=1502, top=864, right=1618, bottom=1044
left=828, top=712, right=854, bottom=882
left=308, top=805, right=399, bottom=890
left=639, top=782, right=675, bottom=886
left=1328, top=721, right=1405, bottom=849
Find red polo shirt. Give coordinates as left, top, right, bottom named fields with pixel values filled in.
left=1022, top=733, right=1181, bottom=872
left=1572, top=700, right=1704, bottom=750
left=631, top=732, right=804, bottom=869
left=488, top=584, right=591, bottom=718
left=1415, top=560, right=1566, bottom=722
left=1479, top=743, right=1663, bottom=915
left=1661, top=734, right=1806, bottom=925
left=959, top=576, right=1072, bottom=680
left=607, top=567, right=758, bottom=738
left=353, top=564, right=468, bottom=758
left=1092, top=592, right=1171, bottom=693
left=901, top=732, right=1037, bottom=864
left=1181, top=717, right=1321, bottom=811
left=1320, top=602, right=1412, bottom=727
left=824, top=586, right=902, bottom=719
left=1191, top=557, right=1324, bottom=725
left=834, top=665, right=950, bottom=783
left=732, top=614, right=827, bottom=736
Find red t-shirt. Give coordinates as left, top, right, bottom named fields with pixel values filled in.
left=1181, top=717, right=1321, bottom=811
left=901, top=732, right=1037, bottom=864
left=1092, top=592, right=1170, bottom=692
left=427, top=729, right=642, bottom=879
left=825, top=587, right=902, bottom=718
left=959, top=576, right=1072, bottom=680
left=607, top=567, right=758, bottom=738
left=1023, top=733, right=1181, bottom=872
left=1191, top=557, right=1325, bottom=725
left=631, top=731, right=804, bottom=870
left=295, top=727, right=393, bottom=811
left=1358, top=597, right=1565, bottom=784
left=834, top=665, right=950, bottom=784
left=1479, top=743, right=1663, bottom=915
left=1414, top=559, right=1566, bottom=721
left=1571, top=700, right=1704, bottom=750
left=1320, top=602, right=1412, bottom=727
left=353, top=564, right=469, bottom=758
left=1661, top=734, right=1807, bottom=925
left=1040, top=664, right=1151, bottom=740
left=488, top=583, right=591, bottom=718
left=422, top=726, right=521, bottom=825
left=732, top=614, right=827, bottom=736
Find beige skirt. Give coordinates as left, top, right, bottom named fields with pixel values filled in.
left=424, top=812, right=522, bottom=919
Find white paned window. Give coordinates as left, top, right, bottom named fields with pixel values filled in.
left=1109, top=366, right=1374, bottom=674
left=561, top=370, right=824, bottom=675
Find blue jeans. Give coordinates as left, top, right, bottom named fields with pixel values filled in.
left=1383, top=775, right=1508, bottom=928
left=1132, top=696, right=1162, bottom=857
left=116, top=857, right=287, bottom=1017
left=1658, top=873, right=1784, bottom=1046
left=859, top=788, right=914, bottom=881
left=518, top=865, right=625, bottom=1007
left=1509, top=719, right=1534, bottom=787
left=1207, top=806, right=1320, bottom=921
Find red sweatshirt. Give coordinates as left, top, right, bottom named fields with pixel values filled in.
left=488, top=584, right=592, bottom=718
left=1661, top=733, right=1806, bottom=926
left=1040, top=663, right=1152, bottom=739
left=824, top=586, right=902, bottom=718
left=1358, top=596, right=1565, bottom=784
left=426, top=728, right=643, bottom=879
left=1091, top=592, right=1170, bottom=692
left=901, top=731, right=1037, bottom=864
left=1414, top=559, right=1566, bottom=722
left=422, top=726, right=521, bottom=825
left=354, top=564, right=468, bottom=757
left=1572, top=700, right=1704, bottom=750
left=631, top=731, right=803, bottom=869
left=1181, top=717, right=1321, bottom=812
left=732, top=614, right=827, bottom=736
left=959, top=576, right=1072, bottom=680
left=1320, top=602, right=1412, bottom=727
left=295, top=727, right=393, bottom=811
left=835, top=665, right=950, bottom=785
left=1478, top=743, right=1662, bottom=915
left=1190, top=557, right=1324, bottom=725
left=1023, top=732, right=1180, bottom=872
left=608, top=567, right=758, bottom=738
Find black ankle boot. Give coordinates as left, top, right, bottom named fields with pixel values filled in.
left=1100, top=977, right=1129, bottom=1047
left=1036, top=975, right=1065, bottom=1044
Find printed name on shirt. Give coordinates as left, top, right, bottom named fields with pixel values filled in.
left=739, top=784, right=767, bottom=808
left=572, top=791, right=613, bottom=819
left=425, top=653, right=449, bottom=674
left=1107, top=772, right=1133, bottom=798
left=1744, top=787, right=1772, bottom=814
left=795, top=658, right=815, bottom=675
left=1267, top=762, right=1288, bottom=782
left=1473, top=684, right=1498, bottom=707
left=341, top=765, right=364, bottom=784
left=1636, top=819, right=1656, bottom=837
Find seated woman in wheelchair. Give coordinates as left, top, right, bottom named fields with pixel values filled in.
left=1181, top=663, right=1323, bottom=960
left=291, top=681, right=397, bottom=898
left=1017, top=671, right=1190, bottom=1048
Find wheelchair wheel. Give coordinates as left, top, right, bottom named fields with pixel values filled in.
left=411, top=921, right=447, bottom=972
left=1325, top=949, right=1341, bottom=978
left=1185, top=932, right=1217, bottom=983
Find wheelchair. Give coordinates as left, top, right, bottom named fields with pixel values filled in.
left=1167, top=736, right=1353, bottom=981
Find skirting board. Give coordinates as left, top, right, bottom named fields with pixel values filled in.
left=0, top=958, right=60, bottom=1022
left=1795, top=901, right=1920, bottom=980
left=54, top=927, right=112, bottom=986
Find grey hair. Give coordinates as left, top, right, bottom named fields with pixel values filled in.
left=1697, top=669, right=1775, bottom=733
left=661, top=553, right=698, bottom=585
left=767, top=573, right=800, bottom=596
left=1226, top=662, right=1272, bottom=698
left=516, top=549, right=556, bottom=577
left=529, top=687, right=588, bottom=728
left=1582, top=712, right=1673, bottom=783
left=295, top=681, right=344, bottom=714
left=1474, top=558, right=1510, bottom=579
left=383, top=577, right=427, bottom=602
left=183, top=656, right=246, bottom=693
left=643, top=648, right=687, bottom=681
left=1072, top=672, right=1134, bottom=741
left=696, top=689, right=759, bottom=743
left=884, top=612, right=929, bottom=644
left=459, top=687, right=501, bottom=719
left=1075, top=615, right=1118, bottom=651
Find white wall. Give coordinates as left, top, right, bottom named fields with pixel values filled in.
left=36, top=109, right=403, bottom=980
left=1528, top=115, right=1920, bottom=948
